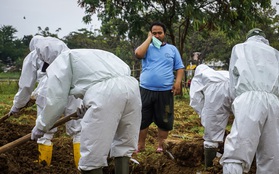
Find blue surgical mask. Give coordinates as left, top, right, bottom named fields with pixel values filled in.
left=152, top=36, right=162, bottom=49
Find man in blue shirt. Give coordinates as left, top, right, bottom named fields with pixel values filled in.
left=135, top=21, right=185, bottom=153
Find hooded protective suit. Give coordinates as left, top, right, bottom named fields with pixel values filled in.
left=11, top=36, right=82, bottom=145
left=33, top=36, right=82, bottom=144
left=190, top=64, right=231, bottom=148
left=10, top=35, right=44, bottom=112
left=33, top=49, right=142, bottom=171
left=220, top=35, right=279, bottom=173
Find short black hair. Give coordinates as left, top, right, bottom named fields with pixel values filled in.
left=149, top=21, right=167, bottom=33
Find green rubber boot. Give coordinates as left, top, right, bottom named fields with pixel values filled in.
left=80, top=168, right=103, bottom=174
left=204, top=148, right=217, bottom=168
left=114, top=156, right=130, bottom=174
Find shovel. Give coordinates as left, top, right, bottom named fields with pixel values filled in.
left=0, top=113, right=10, bottom=123
left=0, top=112, right=78, bottom=154
left=0, top=99, right=36, bottom=123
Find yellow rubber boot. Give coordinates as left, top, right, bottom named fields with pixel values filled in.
left=38, top=144, right=53, bottom=166
left=73, top=142, right=81, bottom=168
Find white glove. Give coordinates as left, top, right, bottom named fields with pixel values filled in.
left=76, top=105, right=88, bottom=119
left=8, top=106, right=20, bottom=116
left=31, top=126, right=45, bottom=141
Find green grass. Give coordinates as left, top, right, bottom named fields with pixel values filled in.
left=0, top=72, right=20, bottom=94
left=0, top=81, right=19, bottom=117
left=0, top=72, right=21, bottom=79
left=0, top=94, right=14, bottom=116
left=0, top=81, right=19, bottom=94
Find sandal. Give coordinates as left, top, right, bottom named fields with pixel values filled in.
left=156, top=147, right=163, bottom=153
left=134, top=148, right=145, bottom=154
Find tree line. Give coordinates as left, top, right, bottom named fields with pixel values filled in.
left=0, top=0, right=279, bottom=73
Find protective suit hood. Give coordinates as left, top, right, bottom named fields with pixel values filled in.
left=194, top=64, right=229, bottom=85
left=29, top=35, right=44, bottom=51
left=246, top=35, right=269, bottom=45
left=36, top=37, right=69, bottom=64
left=189, top=64, right=231, bottom=123
left=194, top=64, right=210, bottom=76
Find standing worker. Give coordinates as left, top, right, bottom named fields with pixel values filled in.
left=30, top=49, right=142, bottom=174
left=220, top=28, right=279, bottom=173
left=9, top=36, right=82, bottom=167
left=135, top=21, right=185, bottom=152
left=190, top=64, right=232, bottom=168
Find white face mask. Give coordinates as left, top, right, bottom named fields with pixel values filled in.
left=152, top=36, right=162, bottom=49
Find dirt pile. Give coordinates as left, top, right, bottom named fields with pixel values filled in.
left=0, top=99, right=257, bottom=174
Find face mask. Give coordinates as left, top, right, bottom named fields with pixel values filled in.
left=152, top=36, right=162, bottom=49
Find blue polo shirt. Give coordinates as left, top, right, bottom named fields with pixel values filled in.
left=140, top=43, right=184, bottom=91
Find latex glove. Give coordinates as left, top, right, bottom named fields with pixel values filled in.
left=8, top=105, right=20, bottom=116
left=76, top=105, right=88, bottom=119
left=31, top=126, right=45, bottom=141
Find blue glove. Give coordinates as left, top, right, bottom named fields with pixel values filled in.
left=76, top=105, right=88, bottom=119
left=31, top=126, right=45, bottom=141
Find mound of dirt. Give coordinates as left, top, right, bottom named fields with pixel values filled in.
left=0, top=100, right=257, bottom=174
left=0, top=121, right=79, bottom=174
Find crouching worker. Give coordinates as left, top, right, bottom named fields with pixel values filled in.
left=190, top=64, right=232, bottom=169
left=9, top=35, right=82, bottom=167
left=31, top=49, right=142, bottom=174
left=34, top=36, right=83, bottom=168
left=220, top=29, right=279, bottom=173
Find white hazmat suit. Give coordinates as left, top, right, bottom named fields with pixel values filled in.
left=11, top=36, right=82, bottom=166
left=220, top=35, right=279, bottom=173
left=34, top=36, right=82, bottom=144
left=190, top=64, right=232, bottom=168
left=33, top=49, right=142, bottom=171
left=10, top=35, right=44, bottom=113
left=34, top=37, right=83, bottom=167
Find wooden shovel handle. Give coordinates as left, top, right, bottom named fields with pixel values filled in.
left=0, top=99, right=36, bottom=123
left=0, top=113, right=10, bottom=123
left=0, top=99, right=36, bottom=124
left=0, top=112, right=78, bottom=154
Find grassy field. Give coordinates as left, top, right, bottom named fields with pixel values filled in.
left=0, top=72, right=20, bottom=79
left=0, top=77, right=18, bottom=115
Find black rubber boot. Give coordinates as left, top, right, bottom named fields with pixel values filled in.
left=80, top=168, right=103, bottom=174
left=114, top=156, right=130, bottom=174
left=204, top=148, right=217, bottom=168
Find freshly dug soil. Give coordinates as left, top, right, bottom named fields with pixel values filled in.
left=0, top=101, right=257, bottom=174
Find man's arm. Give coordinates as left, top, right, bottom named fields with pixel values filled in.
left=134, top=32, right=153, bottom=59
left=172, top=69, right=184, bottom=95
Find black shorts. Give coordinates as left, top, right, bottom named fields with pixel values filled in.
left=140, top=87, right=174, bottom=131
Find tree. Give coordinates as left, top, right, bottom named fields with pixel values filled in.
left=63, top=28, right=135, bottom=67
left=0, top=25, right=28, bottom=69
left=0, top=25, right=17, bottom=44
left=77, top=0, right=273, bottom=64
left=36, top=26, right=61, bottom=38
left=21, top=35, right=33, bottom=47
left=64, top=28, right=98, bottom=49
left=255, top=7, right=279, bottom=50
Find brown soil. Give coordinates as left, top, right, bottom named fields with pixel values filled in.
left=0, top=98, right=257, bottom=174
